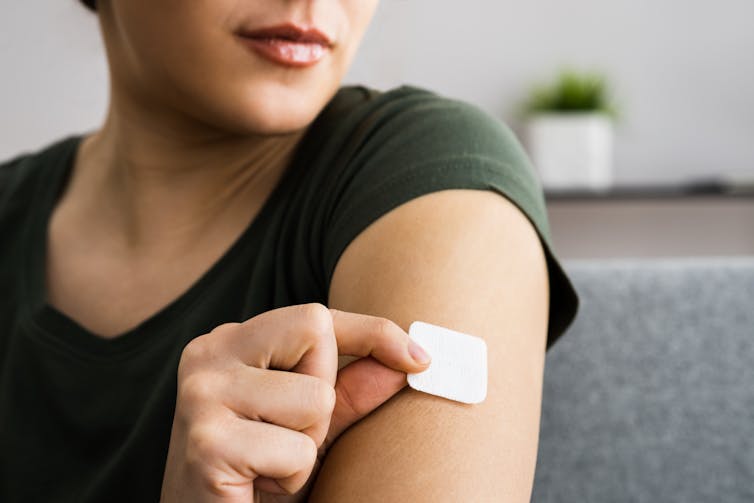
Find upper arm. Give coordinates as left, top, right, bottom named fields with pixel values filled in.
left=309, top=187, right=550, bottom=502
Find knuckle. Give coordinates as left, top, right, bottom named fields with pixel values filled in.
left=374, top=317, right=398, bottom=341
left=273, top=433, right=318, bottom=496
left=311, top=379, right=337, bottom=417
left=179, top=372, right=217, bottom=408
left=185, top=422, right=224, bottom=466
left=203, top=476, right=236, bottom=499
left=178, top=341, right=204, bottom=381
left=180, top=336, right=210, bottom=368
left=210, top=322, right=241, bottom=335
left=179, top=329, right=230, bottom=376
left=297, top=432, right=319, bottom=467
left=300, top=303, right=333, bottom=342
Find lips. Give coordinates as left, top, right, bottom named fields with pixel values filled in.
left=236, top=22, right=333, bottom=68
left=238, top=23, right=334, bottom=48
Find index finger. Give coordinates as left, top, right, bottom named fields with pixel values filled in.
left=328, top=308, right=431, bottom=373
left=222, top=305, right=430, bottom=379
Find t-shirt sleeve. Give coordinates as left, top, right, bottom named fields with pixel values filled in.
left=0, top=153, right=30, bottom=211
left=320, top=87, right=580, bottom=350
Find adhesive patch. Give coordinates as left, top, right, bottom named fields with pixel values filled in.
left=406, top=321, right=488, bottom=404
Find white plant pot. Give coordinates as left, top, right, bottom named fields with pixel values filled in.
left=524, top=112, right=614, bottom=191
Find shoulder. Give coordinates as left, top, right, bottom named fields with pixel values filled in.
left=317, top=85, right=579, bottom=348
left=328, top=84, right=543, bottom=212
left=0, top=149, right=35, bottom=215
left=0, top=135, right=81, bottom=219
left=339, top=84, right=527, bottom=164
left=320, top=84, right=550, bottom=254
left=0, top=152, right=29, bottom=195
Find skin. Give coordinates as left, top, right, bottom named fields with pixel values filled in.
left=51, top=0, right=550, bottom=500
left=161, top=304, right=432, bottom=502
left=49, top=0, right=377, bottom=337
left=315, top=189, right=549, bottom=501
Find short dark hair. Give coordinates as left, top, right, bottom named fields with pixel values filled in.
left=78, top=0, right=96, bottom=12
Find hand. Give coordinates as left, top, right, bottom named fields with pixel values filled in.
left=160, top=303, right=431, bottom=503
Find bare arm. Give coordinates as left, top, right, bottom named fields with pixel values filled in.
left=309, top=188, right=550, bottom=502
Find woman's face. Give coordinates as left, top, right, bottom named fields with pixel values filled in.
left=99, top=0, right=379, bottom=135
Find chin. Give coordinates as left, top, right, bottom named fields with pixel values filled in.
left=209, top=80, right=337, bottom=136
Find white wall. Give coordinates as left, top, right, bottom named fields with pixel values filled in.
left=2, top=0, right=753, bottom=186
left=0, top=2, right=107, bottom=160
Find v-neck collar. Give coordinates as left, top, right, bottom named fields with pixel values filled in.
left=17, top=85, right=372, bottom=359
left=20, top=132, right=289, bottom=359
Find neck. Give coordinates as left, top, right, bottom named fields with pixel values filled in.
left=66, top=85, right=306, bottom=255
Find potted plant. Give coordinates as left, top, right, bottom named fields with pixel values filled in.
left=519, top=68, right=619, bottom=191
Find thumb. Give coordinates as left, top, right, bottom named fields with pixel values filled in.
left=321, top=356, right=408, bottom=454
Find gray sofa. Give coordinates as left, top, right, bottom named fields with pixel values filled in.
left=533, top=257, right=754, bottom=502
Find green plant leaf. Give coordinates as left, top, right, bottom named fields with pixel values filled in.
left=521, top=67, right=619, bottom=119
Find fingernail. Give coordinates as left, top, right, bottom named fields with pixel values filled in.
left=408, top=339, right=431, bottom=365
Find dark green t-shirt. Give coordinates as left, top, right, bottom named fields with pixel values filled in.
left=0, top=84, right=579, bottom=502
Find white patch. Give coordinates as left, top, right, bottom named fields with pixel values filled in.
left=407, top=321, right=488, bottom=404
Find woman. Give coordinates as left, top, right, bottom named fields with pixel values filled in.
left=0, top=0, right=580, bottom=502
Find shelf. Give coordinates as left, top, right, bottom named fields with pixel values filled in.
left=543, top=183, right=754, bottom=259
left=544, top=179, right=754, bottom=201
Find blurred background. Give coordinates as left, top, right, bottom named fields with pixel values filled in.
left=2, top=0, right=753, bottom=259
